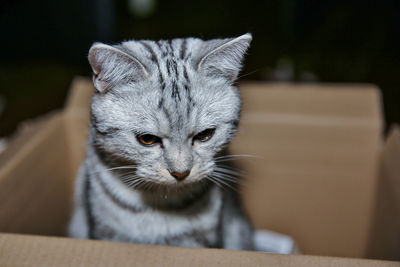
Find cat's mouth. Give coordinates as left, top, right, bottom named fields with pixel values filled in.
left=119, top=169, right=211, bottom=192
left=127, top=177, right=210, bottom=194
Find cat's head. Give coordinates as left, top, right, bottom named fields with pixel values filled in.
left=88, top=34, right=252, bottom=190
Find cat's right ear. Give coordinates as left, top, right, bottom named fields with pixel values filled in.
left=88, top=43, right=149, bottom=93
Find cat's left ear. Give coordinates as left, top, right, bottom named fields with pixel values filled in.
left=196, top=33, right=252, bottom=82
left=88, top=43, right=149, bottom=93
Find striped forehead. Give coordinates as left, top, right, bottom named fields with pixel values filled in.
left=137, top=39, right=191, bottom=96
left=135, top=39, right=195, bottom=132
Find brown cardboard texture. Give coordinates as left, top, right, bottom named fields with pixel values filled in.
left=367, top=126, right=400, bottom=259
left=1, top=233, right=399, bottom=267
left=0, top=77, right=399, bottom=266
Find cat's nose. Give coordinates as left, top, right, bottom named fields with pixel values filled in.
left=169, top=170, right=191, bottom=181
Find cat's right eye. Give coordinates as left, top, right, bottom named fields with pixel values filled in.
left=136, top=134, right=161, bottom=146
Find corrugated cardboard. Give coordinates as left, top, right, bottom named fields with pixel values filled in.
left=1, top=233, right=398, bottom=267
left=0, top=77, right=399, bottom=265
left=234, top=84, right=383, bottom=257
left=367, top=126, right=400, bottom=260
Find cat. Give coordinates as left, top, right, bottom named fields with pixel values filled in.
left=68, top=33, right=254, bottom=250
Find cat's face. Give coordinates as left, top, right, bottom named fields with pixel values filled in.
left=89, top=35, right=251, bottom=189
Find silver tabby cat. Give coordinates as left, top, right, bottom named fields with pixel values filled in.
left=68, top=33, right=254, bottom=250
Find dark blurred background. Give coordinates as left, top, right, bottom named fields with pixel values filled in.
left=0, top=0, right=399, bottom=137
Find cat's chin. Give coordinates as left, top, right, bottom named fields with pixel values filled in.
left=131, top=177, right=210, bottom=194
left=137, top=179, right=213, bottom=210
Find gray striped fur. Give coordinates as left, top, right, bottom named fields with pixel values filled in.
left=68, top=34, right=253, bottom=250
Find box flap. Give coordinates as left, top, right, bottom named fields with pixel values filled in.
left=0, top=113, right=74, bottom=236
left=64, top=77, right=94, bottom=114
left=0, top=78, right=93, bottom=237
left=233, top=83, right=383, bottom=257
left=367, top=125, right=400, bottom=260
left=0, top=112, right=58, bottom=168
left=239, top=83, right=382, bottom=127
left=0, top=233, right=398, bottom=267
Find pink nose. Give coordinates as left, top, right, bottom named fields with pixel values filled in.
left=169, top=170, right=191, bottom=181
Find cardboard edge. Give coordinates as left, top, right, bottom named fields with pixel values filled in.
left=0, top=111, right=63, bottom=180
left=64, top=76, right=94, bottom=112
left=0, top=233, right=399, bottom=267
left=366, top=124, right=400, bottom=260
left=239, top=81, right=381, bottom=91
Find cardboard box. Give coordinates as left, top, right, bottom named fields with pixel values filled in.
left=0, top=78, right=399, bottom=266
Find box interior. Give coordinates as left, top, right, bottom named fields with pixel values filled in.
left=0, top=78, right=399, bottom=262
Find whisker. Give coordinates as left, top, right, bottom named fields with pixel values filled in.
left=120, top=172, right=140, bottom=180
left=126, top=178, right=140, bottom=187
left=120, top=177, right=141, bottom=185
left=213, top=172, right=244, bottom=185
left=214, top=154, right=259, bottom=163
left=206, top=176, right=223, bottom=189
left=104, top=165, right=137, bottom=171
left=215, top=154, right=257, bottom=159
left=215, top=163, right=242, bottom=170
left=209, top=175, right=238, bottom=192
left=128, top=179, right=146, bottom=189
left=123, top=177, right=141, bottom=186
left=237, top=68, right=260, bottom=80
left=90, top=165, right=138, bottom=175
left=213, top=172, right=240, bottom=182
left=214, top=166, right=245, bottom=178
left=142, top=180, right=154, bottom=192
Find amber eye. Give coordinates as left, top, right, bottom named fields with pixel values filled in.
left=193, top=128, right=216, bottom=143
left=136, top=134, right=161, bottom=146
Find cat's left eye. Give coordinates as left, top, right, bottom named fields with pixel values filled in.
left=193, top=128, right=216, bottom=143
left=136, top=134, right=161, bottom=146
